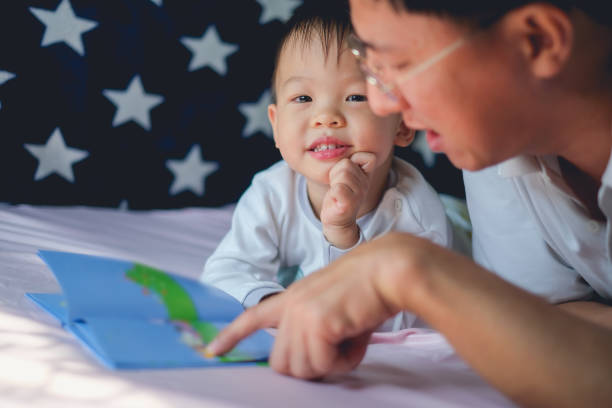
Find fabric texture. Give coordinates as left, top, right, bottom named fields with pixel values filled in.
left=464, top=151, right=612, bottom=303
left=0, top=204, right=513, bottom=408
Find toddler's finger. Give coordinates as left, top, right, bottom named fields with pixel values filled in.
left=350, top=152, right=376, bottom=174
left=330, top=183, right=354, bottom=211
left=329, top=161, right=363, bottom=193
left=328, top=159, right=354, bottom=182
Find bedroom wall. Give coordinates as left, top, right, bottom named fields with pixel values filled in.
left=0, top=0, right=464, bottom=209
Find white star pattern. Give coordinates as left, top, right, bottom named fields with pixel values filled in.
left=0, top=71, right=15, bottom=86
left=29, top=0, right=98, bottom=56
left=412, top=130, right=437, bottom=167
left=180, top=26, right=238, bottom=75
left=239, top=89, right=273, bottom=139
left=166, top=145, right=219, bottom=196
left=102, top=75, right=164, bottom=131
left=256, top=0, right=302, bottom=24
left=5, top=2, right=459, bottom=207
left=0, top=71, right=15, bottom=111
left=24, top=128, right=89, bottom=182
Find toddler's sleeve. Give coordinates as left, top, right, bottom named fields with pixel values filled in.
left=201, top=182, right=284, bottom=308
left=327, top=229, right=366, bottom=263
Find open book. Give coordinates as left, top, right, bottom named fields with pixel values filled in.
left=26, top=250, right=273, bottom=369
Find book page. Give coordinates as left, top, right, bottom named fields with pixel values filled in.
left=38, top=250, right=244, bottom=323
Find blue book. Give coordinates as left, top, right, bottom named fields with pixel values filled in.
left=26, top=250, right=273, bottom=369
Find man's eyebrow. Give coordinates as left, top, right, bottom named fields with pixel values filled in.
left=360, top=38, right=377, bottom=50
left=358, top=37, right=395, bottom=53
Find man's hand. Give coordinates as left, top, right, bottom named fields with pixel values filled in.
left=203, top=233, right=415, bottom=379
left=320, top=152, right=376, bottom=249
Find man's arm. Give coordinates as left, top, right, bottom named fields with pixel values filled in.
left=557, top=300, right=612, bottom=329
left=206, top=233, right=612, bottom=407
left=382, top=234, right=612, bottom=408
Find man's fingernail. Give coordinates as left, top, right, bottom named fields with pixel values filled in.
left=204, top=341, right=219, bottom=357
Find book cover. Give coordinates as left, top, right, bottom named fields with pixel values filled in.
left=27, top=250, right=273, bottom=369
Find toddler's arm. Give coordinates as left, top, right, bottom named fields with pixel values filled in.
left=320, top=152, right=375, bottom=249
left=202, top=183, right=284, bottom=308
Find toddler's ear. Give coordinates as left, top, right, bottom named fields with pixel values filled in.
left=395, top=121, right=415, bottom=147
left=267, top=104, right=279, bottom=148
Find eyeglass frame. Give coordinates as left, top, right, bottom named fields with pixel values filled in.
left=348, top=32, right=469, bottom=100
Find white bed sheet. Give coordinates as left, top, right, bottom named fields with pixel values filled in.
left=0, top=204, right=514, bottom=408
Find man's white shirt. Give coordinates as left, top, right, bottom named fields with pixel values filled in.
left=464, top=150, right=612, bottom=303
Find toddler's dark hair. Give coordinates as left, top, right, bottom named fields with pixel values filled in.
left=270, top=1, right=351, bottom=104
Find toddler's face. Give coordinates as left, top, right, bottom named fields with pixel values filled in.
left=268, top=34, right=406, bottom=186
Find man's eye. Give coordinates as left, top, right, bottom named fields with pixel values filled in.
left=393, top=62, right=410, bottom=72
left=346, top=94, right=368, bottom=102
left=292, top=95, right=312, bottom=103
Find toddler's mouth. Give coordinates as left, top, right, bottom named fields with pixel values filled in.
left=307, top=137, right=351, bottom=160
left=311, top=143, right=348, bottom=153
left=307, top=136, right=351, bottom=152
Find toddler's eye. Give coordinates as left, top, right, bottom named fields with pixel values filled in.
left=346, top=94, right=368, bottom=102
left=292, top=95, right=312, bottom=103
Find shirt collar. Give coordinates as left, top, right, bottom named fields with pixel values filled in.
left=498, top=155, right=566, bottom=181
left=500, top=143, right=612, bottom=187
left=601, top=145, right=612, bottom=189
left=497, top=155, right=541, bottom=178
left=497, top=155, right=577, bottom=202
left=497, top=147, right=612, bottom=209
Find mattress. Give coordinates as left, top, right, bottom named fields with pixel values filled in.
left=0, top=203, right=513, bottom=407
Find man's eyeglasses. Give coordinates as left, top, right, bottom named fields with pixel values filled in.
left=348, top=33, right=468, bottom=101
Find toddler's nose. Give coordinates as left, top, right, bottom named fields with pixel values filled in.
left=312, top=111, right=346, bottom=128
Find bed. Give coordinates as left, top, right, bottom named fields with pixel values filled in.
left=0, top=203, right=513, bottom=407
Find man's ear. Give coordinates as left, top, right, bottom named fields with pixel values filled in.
left=502, top=4, right=573, bottom=78
left=395, top=120, right=415, bottom=147
left=267, top=104, right=279, bottom=148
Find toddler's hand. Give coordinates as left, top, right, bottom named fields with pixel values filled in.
left=321, top=152, right=376, bottom=249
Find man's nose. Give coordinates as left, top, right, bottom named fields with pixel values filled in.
left=367, top=83, right=423, bottom=129
left=366, top=82, right=404, bottom=117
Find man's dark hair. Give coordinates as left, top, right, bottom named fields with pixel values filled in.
left=270, top=1, right=351, bottom=104
left=385, top=1, right=612, bottom=28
